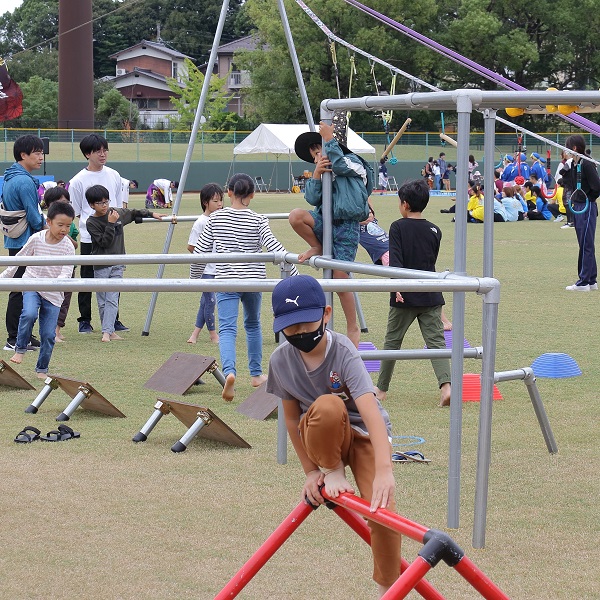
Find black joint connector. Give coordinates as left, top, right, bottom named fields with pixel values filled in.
left=304, top=497, right=320, bottom=511
left=420, top=529, right=465, bottom=568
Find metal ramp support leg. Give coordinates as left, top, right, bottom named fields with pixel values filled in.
left=132, top=400, right=171, bottom=443
left=171, top=409, right=212, bottom=453
left=25, top=376, right=59, bottom=413
left=56, top=385, right=92, bottom=421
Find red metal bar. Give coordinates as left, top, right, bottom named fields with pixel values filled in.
left=330, top=505, right=446, bottom=600
left=214, top=501, right=314, bottom=599
left=453, top=556, right=510, bottom=600
left=321, top=489, right=429, bottom=542
left=382, top=557, right=433, bottom=599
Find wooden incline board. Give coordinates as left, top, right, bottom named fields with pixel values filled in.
left=144, top=353, right=217, bottom=395
left=159, top=398, right=251, bottom=448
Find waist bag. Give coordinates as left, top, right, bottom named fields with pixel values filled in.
left=0, top=202, right=27, bottom=238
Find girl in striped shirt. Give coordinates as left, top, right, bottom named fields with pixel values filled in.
left=191, top=173, right=297, bottom=401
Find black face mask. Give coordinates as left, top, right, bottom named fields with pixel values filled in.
left=283, top=317, right=325, bottom=353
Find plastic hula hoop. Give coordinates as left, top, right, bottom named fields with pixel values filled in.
left=568, top=163, right=590, bottom=214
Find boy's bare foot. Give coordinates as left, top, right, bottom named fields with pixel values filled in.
left=102, top=333, right=124, bottom=342
left=443, top=320, right=452, bottom=331
left=187, top=327, right=202, bottom=344
left=55, top=336, right=65, bottom=343
left=439, top=383, right=451, bottom=407
left=323, top=465, right=354, bottom=498
left=346, top=325, right=360, bottom=348
left=36, top=372, right=47, bottom=379
left=298, top=245, right=322, bottom=263
left=222, top=373, right=236, bottom=401
left=375, top=387, right=387, bottom=402
left=251, top=374, right=267, bottom=387
left=55, top=328, right=65, bottom=341
left=209, top=331, right=219, bottom=343
left=9, top=353, right=23, bottom=365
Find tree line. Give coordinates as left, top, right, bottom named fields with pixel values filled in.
left=1, top=0, right=599, bottom=132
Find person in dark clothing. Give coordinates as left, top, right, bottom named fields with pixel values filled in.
left=85, top=184, right=161, bottom=342
left=375, top=179, right=451, bottom=407
left=1, top=135, right=46, bottom=351
left=560, top=135, right=600, bottom=291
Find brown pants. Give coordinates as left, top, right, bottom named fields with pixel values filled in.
left=299, top=395, right=401, bottom=587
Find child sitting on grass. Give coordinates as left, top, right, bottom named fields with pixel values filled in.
left=375, top=179, right=452, bottom=407
left=0, top=202, right=76, bottom=378
left=85, top=184, right=162, bottom=342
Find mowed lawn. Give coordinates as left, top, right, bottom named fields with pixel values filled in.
left=0, top=190, right=598, bottom=599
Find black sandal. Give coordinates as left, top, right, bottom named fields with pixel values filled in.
left=14, top=426, right=41, bottom=444
left=40, top=424, right=80, bottom=442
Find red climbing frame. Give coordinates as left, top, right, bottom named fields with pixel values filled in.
left=215, top=490, right=509, bottom=599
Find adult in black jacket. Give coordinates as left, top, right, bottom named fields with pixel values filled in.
left=560, top=135, right=600, bottom=291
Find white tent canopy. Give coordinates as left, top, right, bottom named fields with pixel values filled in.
left=233, top=123, right=376, bottom=156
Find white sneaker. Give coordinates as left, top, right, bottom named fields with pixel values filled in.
left=566, top=283, right=590, bottom=291
left=561, top=223, right=574, bottom=229
left=554, top=215, right=565, bottom=222
left=590, top=283, right=598, bottom=291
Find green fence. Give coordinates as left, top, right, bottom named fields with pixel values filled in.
left=0, top=128, right=593, bottom=164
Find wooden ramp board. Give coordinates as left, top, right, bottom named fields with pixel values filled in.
left=236, top=382, right=279, bottom=420
left=160, top=398, right=251, bottom=448
left=0, top=360, right=35, bottom=390
left=144, top=353, right=217, bottom=395
left=52, top=376, right=126, bottom=418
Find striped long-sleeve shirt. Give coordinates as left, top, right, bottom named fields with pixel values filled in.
left=190, top=207, right=296, bottom=279
left=0, top=230, right=75, bottom=307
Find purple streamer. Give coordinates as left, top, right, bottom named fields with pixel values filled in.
left=344, top=0, right=600, bottom=138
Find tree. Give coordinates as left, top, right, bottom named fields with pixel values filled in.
left=18, top=75, right=58, bottom=127
left=96, top=86, right=139, bottom=129
left=166, top=57, right=233, bottom=130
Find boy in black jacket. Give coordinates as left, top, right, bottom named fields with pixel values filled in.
left=375, top=179, right=451, bottom=407
left=85, top=184, right=161, bottom=341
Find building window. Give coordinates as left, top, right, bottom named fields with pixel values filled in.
left=172, top=62, right=178, bottom=79
left=134, top=98, right=158, bottom=109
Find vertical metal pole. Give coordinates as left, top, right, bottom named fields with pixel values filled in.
left=473, top=287, right=499, bottom=548
left=277, top=263, right=294, bottom=465
left=277, top=0, right=315, bottom=131
left=482, top=110, right=496, bottom=278
left=447, top=92, right=472, bottom=529
left=319, top=108, right=334, bottom=324
left=142, top=0, right=231, bottom=335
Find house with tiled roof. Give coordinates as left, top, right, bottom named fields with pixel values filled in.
left=109, top=40, right=191, bottom=127
left=201, top=35, right=259, bottom=116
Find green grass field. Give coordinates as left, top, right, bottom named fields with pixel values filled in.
left=1, top=192, right=598, bottom=599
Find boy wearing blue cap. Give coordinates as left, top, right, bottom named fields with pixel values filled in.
left=267, top=274, right=400, bottom=597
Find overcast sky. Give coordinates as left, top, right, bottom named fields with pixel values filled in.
left=3, top=1, right=23, bottom=14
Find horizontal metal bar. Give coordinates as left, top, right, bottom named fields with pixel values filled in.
left=0, top=277, right=488, bottom=293
left=140, top=213, right=290, bottom=223
left=0, top=252, right=492, bottom=288
left=494, top=368, right=532, bottom=383
left=322, top=89, right=600, bottom=113
left=360, top=347, right=483, bottom=361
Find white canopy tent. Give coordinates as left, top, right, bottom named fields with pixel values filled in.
left=233, top=123, right=376, bottom=191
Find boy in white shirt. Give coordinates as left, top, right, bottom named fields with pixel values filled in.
left=69, top=134, right=125, bottom=334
